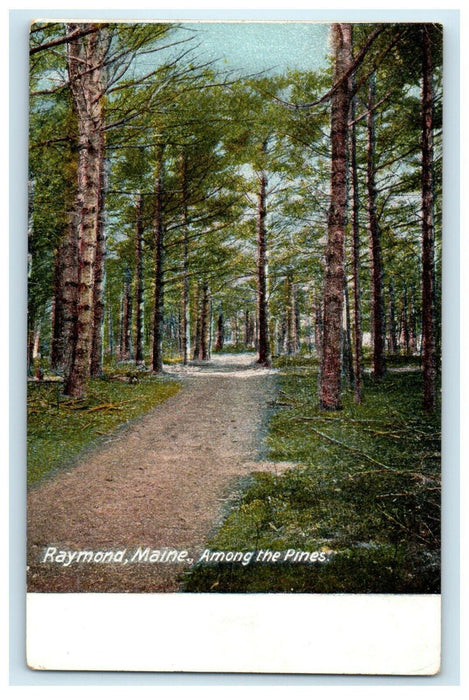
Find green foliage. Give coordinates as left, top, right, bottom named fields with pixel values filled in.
left=27, top=377, right=180, bottom=485
left=183, top=367, right=440, bottom=593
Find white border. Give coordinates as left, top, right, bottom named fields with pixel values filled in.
left=26, top=593, right=441, bottom=675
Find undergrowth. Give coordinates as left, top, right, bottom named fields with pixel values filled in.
left=183, top=366, right=440, bottom=593
left=27, top=376, right=180, bottom=486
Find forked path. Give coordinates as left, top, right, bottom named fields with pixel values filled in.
left=27, top=354, right=292, bottom=592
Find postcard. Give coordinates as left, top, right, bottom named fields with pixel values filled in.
left=26, top=18, right=442, bottom=674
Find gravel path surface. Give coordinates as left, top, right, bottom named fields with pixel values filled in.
left=27, top=354, right=293, bottom=592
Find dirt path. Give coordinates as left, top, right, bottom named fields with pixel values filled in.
left=27, top=353, right=293, bottom=592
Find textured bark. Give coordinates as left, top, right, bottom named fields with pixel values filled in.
left=285, top=274, right=298, bottom=356
left=200, top=282, right=211, bottom=360
left=151, top=146, right=165, bottom=374
left=421, top=26, right=437, bottom=411
left=192, top=296, right=201, bottom=359
left=319, top=23, right=352, bottom=410
left=349, top=89, right=363, bottom=403
left=214, top=309, right=224, bottom=352
left=193, top=282, right=210, bottom=360
left=134, top=194, right=145, bottom=365
left=90, top=139, right=106, bottom=376
left=50, top=213, right=79, bottom=373
left=366, top=72, right=386, bottom=379
left=121, top=267, right=133, bottom=360
left=343, top=274, right=354, bottom=387
left=312, top=293, right=323, bottom=359
left=400, top=284, right=410, bottom=354
left=387, top=281, right=398, bottom=354
left=409, top=284, right=417, bottom=354
left=50, top=246, right=65, bottom=371
left=256, top=163, right=271, bottom=367
left=180, top=151, right=190, bottom=365
left=63, top=24, right=107, bottom=397
left=106, top=296, right=114, bottom=359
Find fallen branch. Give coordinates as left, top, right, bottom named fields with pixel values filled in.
left=305, top=425, right=400, bottom=473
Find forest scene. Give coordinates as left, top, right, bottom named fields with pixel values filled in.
left=27, top=21, right=441, bottom=594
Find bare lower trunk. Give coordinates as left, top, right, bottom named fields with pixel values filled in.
left=200, top=282, right=210, bottom=360
left=90, top=139, right=106, bottom=377
left=121, top=267, right=133, bottom=360
left=349, top=89, right=363, bottom=403
left=343, top=274, right=354, bottom=386
left=387, top=281, right=398, bottom=354
left=421, top=26, right=436, bottom=411
left=319, top=23, right=352, bottom=409
left=50, top=246, right=64, bottom=371
left=400, top=284, right=410, bottom=354
left=134, top=193, right=145, bottom=365
left=366, top=72, right=386, bottom=380
left=63, top=24, right=107, bottom=397
left=214, top=309, right=224, bottom=352
left=51, top=213, right=79, bottom=373
left=180, top=151, right=190, bottom=365
left=152, top=146, right=165, bottom=373
left=256, top=166, right=271, bottom=367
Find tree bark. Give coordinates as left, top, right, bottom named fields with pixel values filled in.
left=200, top=282, right=211, bottom=360
left=121, top=267, right=133, bottom=360
left=214, top=308, right=224, bottom=351
left=90, top=139, right=106, bottom=376
left=134, top=193, right=145, bottom=365
left=151, top=145, right=165, bottom=373
left=256, top=161, right=271, bottom=367
left=366, top=72, right=386, bottom=380
left=400, top=284, right=410, bottom=354
left=421, top=25, right=437, bottom=411
left=63, top=23, right=107, bottom=397
left=387, top=281, right=398, bottom=354
left=319, top=23, right=352, bottom=409
left=180, top=150, right=190, bottom=365
left=349, top=87, right=363, bottom=403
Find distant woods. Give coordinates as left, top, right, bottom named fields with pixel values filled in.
left=28, top=21, right=442, bottom=410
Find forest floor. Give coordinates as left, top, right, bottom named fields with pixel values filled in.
left=27, top=353, right=295, bottom=592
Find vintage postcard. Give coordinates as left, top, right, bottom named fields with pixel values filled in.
left=26, top=19, right=442, bottom=673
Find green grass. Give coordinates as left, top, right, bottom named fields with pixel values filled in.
left=182, top=367, right=440, bottom=593
left=27, top=376, right=180, bottom=486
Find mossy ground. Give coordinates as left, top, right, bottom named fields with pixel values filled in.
left=27, top=375, right=180, bottom=486
left=183, top=361, right=440, bottom=593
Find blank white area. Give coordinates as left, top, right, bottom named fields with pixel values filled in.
left=27, top=593, right=440, bottom=675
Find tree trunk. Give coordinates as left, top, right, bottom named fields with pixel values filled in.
left=51, top=212, right=79, bottom=374
left=180, top=151, right=190, bottom=365
left=214, top=308, right=224, bottom=351
left=121, top=267, right=133, bottom=360
left=134, top=193, right=145, bottom=365
left=90, top=138, right=106, bottom=376
left=192, top=285, right=201, bottom=360
left=421, top=26, right=437, bottom=410
left=349, top=87, right=363, bottom=403
left=256, top=163, right=271, bottom=367
left=409, top=283, right=417, bottom=354
left=151, top=145, right=165, bottom=373
left=387, top=281, right=398, bottom=354
left=63, top=23, right=107, bottom=397
left=343, top=274, right=354, bottom=386
left=319, top=23, right=352, bottom=410
left=366, top=72, right=386, bottom=380
left=285, top=274, right=298, bottom=355
left=400, top=284, right=410, bottom=354
left=50, top=245, right=65, bottom=371
left=197, top=281, right=210, bottom=360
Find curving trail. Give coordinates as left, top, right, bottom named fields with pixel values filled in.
left=27, top=353, right=293, bottom=592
